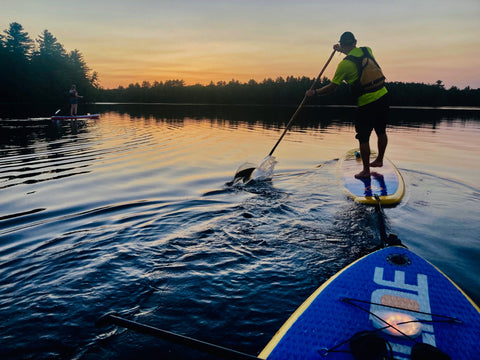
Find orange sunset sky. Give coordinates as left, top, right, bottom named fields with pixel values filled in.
left=2, top=0, right=479, bottom=89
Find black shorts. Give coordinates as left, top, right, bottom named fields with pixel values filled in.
left=355, top=94, right=389, bottom=143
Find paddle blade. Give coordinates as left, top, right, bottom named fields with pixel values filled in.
left=230, top=162, right=256, bottom=185
left=252, top=156, right=277, bottom=181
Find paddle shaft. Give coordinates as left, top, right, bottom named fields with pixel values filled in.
left=96, top=313, right=260, bottom=360
left=268, top=49, right=336, bottom=156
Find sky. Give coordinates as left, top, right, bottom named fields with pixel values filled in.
left=1, top=0, right=479, bottom=89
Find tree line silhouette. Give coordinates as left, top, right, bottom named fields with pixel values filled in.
left=1, top=22, right=479, bottom=108
left=0, top=22, right=98, bottom=104
left=99, top=78, right=480, bottom=107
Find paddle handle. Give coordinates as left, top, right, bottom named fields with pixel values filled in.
left=268, top=49, right=336, bottom=157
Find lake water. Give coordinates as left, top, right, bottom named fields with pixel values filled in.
left=1, top=103, right=479, bottom=359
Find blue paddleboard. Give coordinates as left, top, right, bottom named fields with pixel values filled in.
left=259, top=246, right=480, bottom=359
left=337, top=149, right=405, bottom=206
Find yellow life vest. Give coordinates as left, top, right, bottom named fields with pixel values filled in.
left=345, top=47, right=386, bottom=97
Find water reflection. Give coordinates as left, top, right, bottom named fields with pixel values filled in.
left=357, top=173, right=388, bottom=197
left=89, top=102, right=480, bottom=125
left=1, top=103, right=479, bottom=130
left=1, top=104, right=478, bottom=196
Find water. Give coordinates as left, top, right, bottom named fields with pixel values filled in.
left=1, top=104, right=479, bottom=359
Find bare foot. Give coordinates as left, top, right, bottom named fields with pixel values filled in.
left=370, top=159, right=383, bottom=167
left=354, top=170, right=371, bottom=179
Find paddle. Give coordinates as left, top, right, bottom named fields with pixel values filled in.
left=231, top=49, right=337, bottom=184
left=96, top=312, right=260, bottom=360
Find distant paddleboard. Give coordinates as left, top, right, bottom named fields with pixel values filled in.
left=51, top=114, right=99, bottom=120
left=259, top=245, right=480, bottom=359
left=337, top=149, right=405, bottom=206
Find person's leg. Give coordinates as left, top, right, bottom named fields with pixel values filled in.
left=70, top=104, right=74, bottom=116
left=355, top=104, right=374, bottom=179
left=370, top=94, right=389, bottom=167
left=370, top=132, right=387, bottom=167
left=355, top=141, right=371, bottom=179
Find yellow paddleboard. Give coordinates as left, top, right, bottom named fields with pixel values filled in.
left=337, top=149, right=405, bottom=206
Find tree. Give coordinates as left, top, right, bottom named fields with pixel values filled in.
left=3, top=22, right=33, bottom=59
left=68, top=49, right=90, bottom=81
left=29, top=30, right=70, bottom=102
left=435, top=80, right=445, bottom=89
left=1, top=22, right=33, bottom=100
left=35, top=29, right=66, bottom=58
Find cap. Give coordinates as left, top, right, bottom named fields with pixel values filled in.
left=339, top=31, right=356, bottom=45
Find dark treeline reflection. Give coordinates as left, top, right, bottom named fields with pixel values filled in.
left=95, top=103, right=355, bottom=129
left=96, top=103, right=480, bottom=129
left=1, top=105, right=479, bottom=154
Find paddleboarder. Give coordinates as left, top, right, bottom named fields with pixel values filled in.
left=306, top=32, right=389, bottom=179
left=69, top=84, right=83, bottom=116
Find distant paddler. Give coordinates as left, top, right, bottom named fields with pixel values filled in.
left=69, top=84, right=84, bottom=116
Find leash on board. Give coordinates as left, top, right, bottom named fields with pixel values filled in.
left=374, top=194, right=404, bottom=248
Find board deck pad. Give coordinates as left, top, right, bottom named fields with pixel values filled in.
left=51, top=114, right=99, bottom=120
left=259, top=246, right=480, bottom=360
left=337, top=149, right=405, bottom=205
